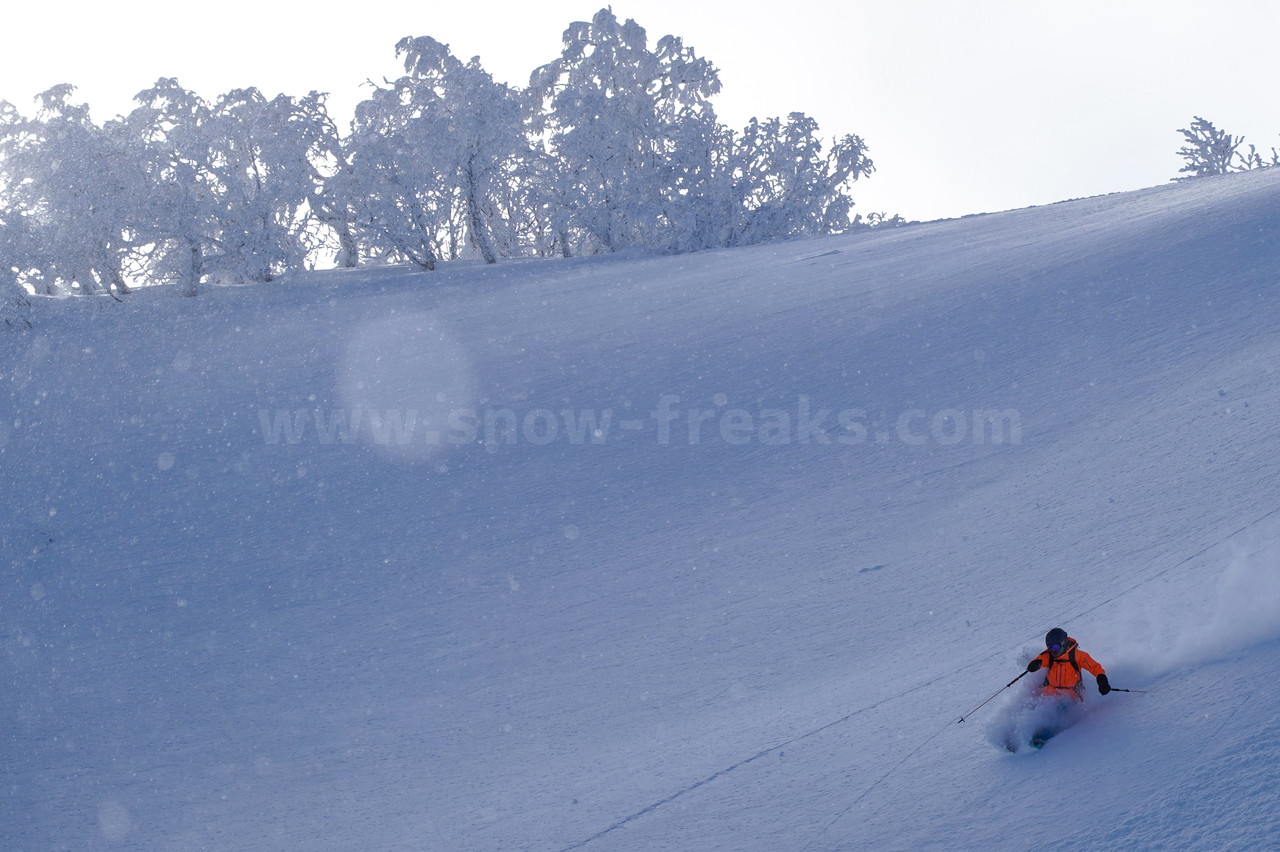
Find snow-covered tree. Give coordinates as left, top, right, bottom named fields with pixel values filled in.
left=1174, top=116, right=1279, bottom=179
left=528, top=8, right=722, bottom=255
left=294, top=94, right=360, bottom=268
left=1172, top=115, right=1280, bottom=177
left=0, top=209, right=34, bottom=324
left=0, top=87, right=145, bottom=295
left=0, top=202, right=33, bottom=326
left=200, top=88, right=338, bottom=282
left=712, top=113, right=874, bottom=246
left=345, top=77, right=448, bottom=269
left=0, top=199, right=32, bottom=307
left=0, top=101, right=38, bottom=292
left=399, top=36, right=542, bottom=262
left=122, top=79, right=222, bottom=295
left=1176, top=116, right=1244, bottom=178
left=346, top=37, right=540, bottom=267
left=120, top=81, right=339, bottom=292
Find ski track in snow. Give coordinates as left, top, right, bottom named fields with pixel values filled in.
left=4, top=169, right=1280, bottom=850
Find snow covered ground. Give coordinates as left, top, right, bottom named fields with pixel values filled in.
left=4, top=168, right=1280, bottom=851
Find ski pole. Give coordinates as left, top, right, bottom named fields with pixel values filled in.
left=1109, top=688, right=1146, bottom=694
left=958, top=670, right=1028, bottom=723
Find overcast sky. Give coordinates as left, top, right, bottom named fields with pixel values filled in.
left=3, top=1, right=1275, bottom=221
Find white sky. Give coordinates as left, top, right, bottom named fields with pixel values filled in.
left=2, top=1, right=1276, bottom=221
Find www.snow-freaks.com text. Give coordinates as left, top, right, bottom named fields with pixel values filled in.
left=256, top=396, right=1021, bottom=449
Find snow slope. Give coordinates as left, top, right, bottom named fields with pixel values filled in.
left=4, top=168, right=1280, bottom=851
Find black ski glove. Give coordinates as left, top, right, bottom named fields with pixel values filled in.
left=1026, top=659, right=1042, bottom=673
left=1097, top=674, right=1111, bottom=695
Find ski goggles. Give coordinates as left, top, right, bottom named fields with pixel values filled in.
left=1049, top=643, right=1065, bottom=653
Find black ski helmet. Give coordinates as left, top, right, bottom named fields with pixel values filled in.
left=1045, top=627, right=1068, bottom=648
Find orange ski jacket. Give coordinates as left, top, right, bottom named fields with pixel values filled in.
left=1031, top=637, right=1105, bottom=691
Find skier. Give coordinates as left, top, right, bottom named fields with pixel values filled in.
left=1012, top=628, right=1111, bottom=748
left=1026, top=627, right=1110, bottom=699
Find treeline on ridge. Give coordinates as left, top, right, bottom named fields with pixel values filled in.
left=0, top=9, right=892, bottom=298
